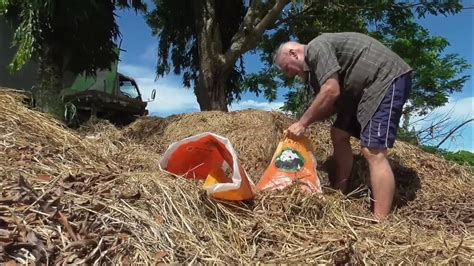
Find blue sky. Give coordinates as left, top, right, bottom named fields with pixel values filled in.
left=116, top=3, right=473, bottom=152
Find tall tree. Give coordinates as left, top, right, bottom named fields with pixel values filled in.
left=147, top=0, right=470, bottom=117
left=0, top=0, right=146, bottom=118
left=147, top=0, right=290, bottom=111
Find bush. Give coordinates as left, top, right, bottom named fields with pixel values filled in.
left=421, top=145, right=474, bottom=166
left=397, top=128, right=419, bottom=145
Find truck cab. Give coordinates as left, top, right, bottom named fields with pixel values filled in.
left=1, top=18, right=155, bottom=126
left=62, top=64, right=155, bottom=126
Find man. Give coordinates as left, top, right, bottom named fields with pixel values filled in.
left=274, top=32, right=412, bottom=219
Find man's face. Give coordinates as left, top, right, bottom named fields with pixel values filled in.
left=277, top=49, right=303, bottom=79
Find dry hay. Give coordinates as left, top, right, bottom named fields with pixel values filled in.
left=0, top=90, right=156, bottom=264
left=113, top=173, right=472, bottom=264
left=76, top=118, right=162, bottom=173
left=124, top=110, right=291, bottom=179
left=1, top=90, right=473, bottom=264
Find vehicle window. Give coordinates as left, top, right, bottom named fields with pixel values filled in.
left=119, top=81, right=140, bottom=99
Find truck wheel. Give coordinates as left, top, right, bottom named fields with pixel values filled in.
left=64, top=102, right=79, bottom=127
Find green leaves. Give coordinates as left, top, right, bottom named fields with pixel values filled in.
left=414, top=0, right=462, bottom=18
left=386, top=20, right=470, bottom=116
left=421, top=145, right=474, bottom=166
left=2, top=0, right=147, bottom=75
left=115, top=0, right=147, bottom=12
left=0, top=0, right=9, bottom=15
left=6, top=0, right=44, bottom=72
left=10, top=16, right=37, bottom=72
left=147, top=0, right=197, bottom=79
left=242, top=71, right=278, bottom=101
left=146, top=0, right=247, bottom=103
left=280, top=83, right=313, bottom=118
left=277, top=0, right=470, bottom=117
left=145, top=0, right=469, bottom=116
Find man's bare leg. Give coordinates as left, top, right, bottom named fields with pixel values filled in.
left=361, top=147, right=395, bottom=220
left=330, top=127, right=353, bottom=191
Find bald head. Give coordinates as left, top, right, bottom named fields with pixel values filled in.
left=273, top=41, right=302, bottom=66
left=273, top=41, right=306, bottom=79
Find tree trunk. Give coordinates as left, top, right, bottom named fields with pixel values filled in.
left=193, top=0, right=229, bottom=111
left=35, top=44, right=64, bottom=120
left=193, top=0, right=289, bottom=111
left=195, top=67, right=231, bottom=111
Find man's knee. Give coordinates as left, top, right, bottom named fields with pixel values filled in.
left=331, top=127, right=351, bottom=145
left=361, top=147, right=387, bottom=163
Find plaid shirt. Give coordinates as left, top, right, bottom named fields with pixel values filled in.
left=304, top=32, right=412, bottom=130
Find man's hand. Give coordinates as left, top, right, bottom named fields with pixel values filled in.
left=286, top=73, right=340, bottom=139
left=286, top=121, right=307, bottom=138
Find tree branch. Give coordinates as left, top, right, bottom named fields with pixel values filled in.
left=270, top=1, right=473, bottom=31
left=436, top=118, right=474, bottom=148
left=253, top=0, right=291, bottom=34
left=223, top=0, right=290, bottom=67
left=409, top=106, right=455, bottom=126
left=270, top=2, right=316, bottom=30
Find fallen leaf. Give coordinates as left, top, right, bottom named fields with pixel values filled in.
left=4, top=260, right=17, bottom=266
left=0, top=196, right=20, bottom=205
left=155, top=251, right=167, bottom=261
left=92, top=203, right=106, bottom=212
left=36, top=174, right=51, bottom=182
left=256, top=248, right=271, bottom=259
left=122, top=257, right=132, bottom=266
left=155, top=215, right=165, bottom=224
left=118, top=191, right=141, bottom=200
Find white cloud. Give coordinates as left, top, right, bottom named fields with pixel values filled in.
left=119, top=64, right=155, bottom=79
left=136, top=77, right=200, bottom=115
left=430, top=97, right=473, bottom=118
left=410, top=96, right=473, bottom=152
left=229, top=99, right=284, bottom=112
left=140, top=44, right=157, bottom=63
left=118, top=63, right=287, bottom=116
left=118, top=63, right=199, bottom=116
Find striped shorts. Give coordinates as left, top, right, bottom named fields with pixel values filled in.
left=334, top=72, right=412, bottom=149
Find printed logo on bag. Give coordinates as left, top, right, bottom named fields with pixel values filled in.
left=274, top=148, right=305, bottom=172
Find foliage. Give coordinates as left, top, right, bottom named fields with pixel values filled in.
left=421, top=145, right=474, bottom=166
left=2, top=0, right=470, bottom=127
left=1, top=0, right=147, bottom=119
left=145, top=0, right=470, bottom=117
left=397, top=127, right=420, bottom=145
left=264, top=0, right=470, bottom=117
left=0, top=0, right=146, bottom=75
left=146, top=0, right=246, bottom=103
left=374, top=20, right=470, bottom=117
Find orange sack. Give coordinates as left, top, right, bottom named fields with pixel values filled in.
left=256, top=134, right=322, bottom=193
left=159, top=133, right=255, bottom=201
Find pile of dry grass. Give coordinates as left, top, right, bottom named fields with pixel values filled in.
left=1, top=90, right=473, bottom=264
left=0, top=90, right=153, bottom=264
left=124, top=110, right=291, bottom=178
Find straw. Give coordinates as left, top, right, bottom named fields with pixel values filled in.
left=1, top=89, right=472, bottom=264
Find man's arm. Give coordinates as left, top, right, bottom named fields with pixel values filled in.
left=287, top=73, right=340, bottom=137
